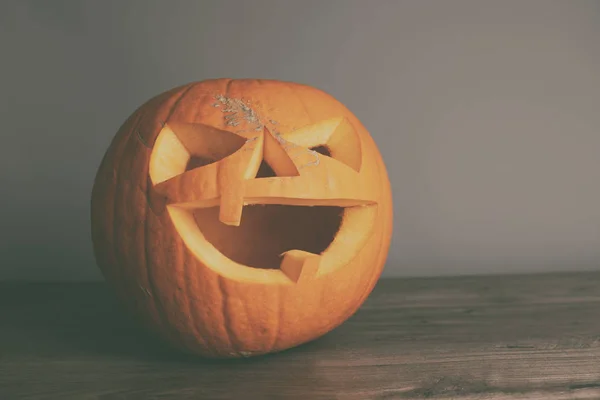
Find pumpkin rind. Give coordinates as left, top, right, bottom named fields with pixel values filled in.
left=91, top=79, right=393, bottom=357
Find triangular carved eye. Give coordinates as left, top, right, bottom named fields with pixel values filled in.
left=186, top=154, right=217, bottom=170
left=174, top=122, right=247, bottom=170
left=279, top=117, right=362, bottom=172
left=149, top=122, right=246, bottom=184
left=309, top=145, right=331, bottom=157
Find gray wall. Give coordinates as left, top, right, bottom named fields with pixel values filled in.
left=2, top=0, right=600, bottom=280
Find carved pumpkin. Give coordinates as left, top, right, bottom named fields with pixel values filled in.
left=91, top=79, right=393, bottom=358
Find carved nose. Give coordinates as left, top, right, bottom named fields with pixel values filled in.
left=218, top=128, right=301, bottom=226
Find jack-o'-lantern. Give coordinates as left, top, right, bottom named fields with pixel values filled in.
left=91, top=79, right=393, bottom=358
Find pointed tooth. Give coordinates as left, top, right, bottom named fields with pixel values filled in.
left=218, top=185, right=245, bottom=226
left=280, top=250, right=320, bottom=283
left=216, top=133, right=264, bottom=226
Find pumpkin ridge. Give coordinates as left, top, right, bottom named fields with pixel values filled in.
left=271, top=284, right=283, bottom=351
left=112, top=106, right=150, bottom=305
left=107, top=106, right=146, bottom=292
left=217, top=275, right=238, bottom=355
left=176, top=95, right=213, bottom=355
left=142, top=84, right=199, bottom=344
left=351, top=141, right=392, bottom=313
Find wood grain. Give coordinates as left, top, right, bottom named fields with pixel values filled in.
left=1, top=271, right=600, bottom=399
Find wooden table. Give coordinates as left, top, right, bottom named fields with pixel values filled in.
left=1, top=271, right=600, bottom=399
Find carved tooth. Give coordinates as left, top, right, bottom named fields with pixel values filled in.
left=217, top=133, right=264, bottom=226
left=280, top=250, right=320, bottom=283
left=217, top=187, right=245, bottom=226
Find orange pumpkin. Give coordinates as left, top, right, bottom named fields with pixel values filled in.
left=91, top=78, right=393, bottom=358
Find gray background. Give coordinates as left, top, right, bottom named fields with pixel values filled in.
left=2, top=0, right=599, bottom=281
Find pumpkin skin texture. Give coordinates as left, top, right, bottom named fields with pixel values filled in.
left=91, top=79, right=393, bottom=358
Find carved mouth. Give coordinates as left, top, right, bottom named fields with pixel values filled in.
left=167, top=201, right=377, bottom=284
left=192, top=204, right=344, bottom=270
